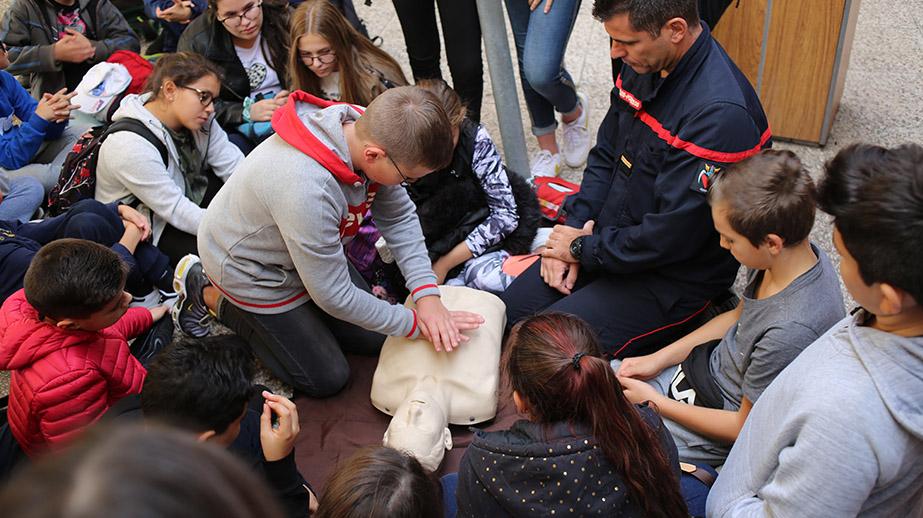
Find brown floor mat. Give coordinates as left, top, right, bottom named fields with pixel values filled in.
left=293, top=354, right=519, bottom=492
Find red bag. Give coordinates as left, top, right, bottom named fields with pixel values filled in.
left=106, top=50, right=153, bottom=95
left=533, top=176, right=580, bottom=224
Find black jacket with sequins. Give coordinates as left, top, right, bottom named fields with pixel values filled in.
left=456, top=406, right=679, bottom=517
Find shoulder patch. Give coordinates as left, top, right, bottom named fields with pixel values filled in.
left=692, top=163, right=721, bottom=193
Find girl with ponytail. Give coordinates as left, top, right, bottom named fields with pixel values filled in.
left=456, top=313, right=688, bottom=518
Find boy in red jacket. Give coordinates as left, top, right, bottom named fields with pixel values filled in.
left=0, top=239, right=167, bottom=457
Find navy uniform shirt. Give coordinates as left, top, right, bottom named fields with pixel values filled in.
left=566, top=23, right=771, bottom=308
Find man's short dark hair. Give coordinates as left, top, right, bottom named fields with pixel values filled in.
left=708, top=149, right=816, bottom=247
left=592, top=0, right=700, bottom=36
left=141, top=335, right=255, bottom=434
left=23, top=239, right=128, bottom=320
left=817, top=143, right=923, bottom=304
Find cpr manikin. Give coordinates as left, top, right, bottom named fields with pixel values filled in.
left=371, top=286, right=506, bottom=471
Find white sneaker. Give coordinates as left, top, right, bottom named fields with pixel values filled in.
left=129, top=288, right=160, bottom=309
left=561, top=91, right=591, bottom=168
left=530, top=149, right=562, bottom=179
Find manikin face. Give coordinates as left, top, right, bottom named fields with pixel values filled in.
left=298, top=33, right=339, bottom=78
left=603, top=13, right=677, bottom=75
left=382, top=398, right=452, bottom=472
left=215, top=0, right=264, bottom=43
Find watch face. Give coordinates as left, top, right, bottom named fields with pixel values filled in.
left=570, top=237, right=582, bottom=260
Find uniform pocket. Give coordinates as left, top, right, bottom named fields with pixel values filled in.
left=625, top=141, right=665, bottom=224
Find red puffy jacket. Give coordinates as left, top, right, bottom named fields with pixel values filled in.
left=0, top=290, right=150, bottom=456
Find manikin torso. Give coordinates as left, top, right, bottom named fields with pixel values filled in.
left=371, top=286, right=505, bottom=471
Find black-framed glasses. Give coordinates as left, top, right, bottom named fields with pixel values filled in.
left=216, top=0, right=262, bottom=27
left=179, top=85, right=216, bottom=107
left=387, top=154, right=415, bottom=187
left=299, top=51, right=336, bottom=66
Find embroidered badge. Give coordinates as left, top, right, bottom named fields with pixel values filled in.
left=693, top=163, right=721, bottom=193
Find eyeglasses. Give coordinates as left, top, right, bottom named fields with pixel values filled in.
left=216, top=1, right=262, bottom=27
left=299, top=50, right=336, bottom=66
left=387, top=154, right=416, bottom=187
left=179, top=85, right=216, bottom=107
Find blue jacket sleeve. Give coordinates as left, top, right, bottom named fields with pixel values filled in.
left=578, top=102, right=764, bottom=275
left=0, top=74, right=53, bottom=169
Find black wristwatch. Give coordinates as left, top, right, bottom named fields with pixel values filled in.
left=569, top=236, right=585, bottom=261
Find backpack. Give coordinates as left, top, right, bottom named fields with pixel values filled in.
left=47, top=119, right=168, bottom=217
left=533, top=176, right=581, bottom=224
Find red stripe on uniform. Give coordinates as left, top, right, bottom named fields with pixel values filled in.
left=411, top=284, right=438, bottom=297
left=637, top=110, right=772, bottom=163
left=614, top=73, right=772, bottom=163
left=207, top=275, right=309, bottom=309
left=611, top=301, right=711, bottom=358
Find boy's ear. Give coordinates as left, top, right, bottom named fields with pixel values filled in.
left=55, top=319, right=79, bottom=330
left=763, top=233, right=785, bottom=254
left=878, top=283, right=910, bottom=316
left=196, top=430, right=217, bottom=443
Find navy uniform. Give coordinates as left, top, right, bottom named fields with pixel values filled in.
left=502, top=23, right=771, bottom=358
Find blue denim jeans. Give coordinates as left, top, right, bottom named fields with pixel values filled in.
left=504, top=0, right=582, bottom=136
left=0, top=176, right=43, bottom=223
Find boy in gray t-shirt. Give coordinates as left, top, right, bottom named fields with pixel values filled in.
left=612, top=150, right=845, bottom=465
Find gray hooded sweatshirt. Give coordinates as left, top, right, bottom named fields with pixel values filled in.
left=707, top=310, right=923, bottom=517
left=95, top=93, right=244, bottom=244
left=197, top=95, right=439, bottom=338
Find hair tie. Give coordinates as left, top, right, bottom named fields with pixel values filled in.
left=571, top=352, right=586, bottom=370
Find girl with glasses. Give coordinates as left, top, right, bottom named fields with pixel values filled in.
left=95, top=52, right=244, bottom=265
left=288, top=0, right=406, bottom=106
left=178, top=0, right=290, bottom=154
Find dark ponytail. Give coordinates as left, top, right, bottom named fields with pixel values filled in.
left=144, top=51, right=223, bottom=98
left=506, top=313, right=688, bottom=518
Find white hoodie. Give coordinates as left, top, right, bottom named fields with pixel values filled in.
left=94, top=93, right=244, bottom=244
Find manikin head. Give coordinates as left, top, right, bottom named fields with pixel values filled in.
left=382, top=393, right=452, bottom=472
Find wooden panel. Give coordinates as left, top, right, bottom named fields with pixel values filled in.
left=760, top=0, right=846, bottom=142
left=822, top=0, right=861, bottom=143
left=711, top=0, right=767, bottom=89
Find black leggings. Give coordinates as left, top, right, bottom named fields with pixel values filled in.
left=157, top=171, right=223, bottom=267
left=392, top=0, right=483, bottom=122
left=217, top=263, right=385, bottom=398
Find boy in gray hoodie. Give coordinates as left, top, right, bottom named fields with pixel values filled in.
left=707, top=143, right=923, bottom=517
left=178, top=87, right=483, bottom=398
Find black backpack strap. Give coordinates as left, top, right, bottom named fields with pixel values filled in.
left=104, top=119, right=169, bottom=167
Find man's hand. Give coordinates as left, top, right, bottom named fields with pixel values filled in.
left=540, top=256, right=579, bottom=294
left=260, top=391, right=300, bottom=462
left=617, top=352, right=669, bottom=381
left=416, top=295, right=484, bottom=352
left=155, top=0, right=195, bottom=23
left=53, top=29, right=95, bottom=63
left=543, top=220, right=594, bottom=263
left=117, top=204, right=152, bottom=241
left=618, top=375, right=662, bottom=405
